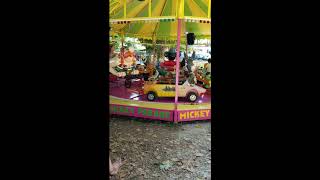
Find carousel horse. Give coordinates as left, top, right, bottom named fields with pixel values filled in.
left=119, top=47, right=137, bottom=68
left=110, top=47, right=140, bottom=78
left=109, top=56, right=126, bottom=78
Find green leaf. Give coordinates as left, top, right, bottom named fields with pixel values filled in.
left=159, top=160, right=173, bottom=170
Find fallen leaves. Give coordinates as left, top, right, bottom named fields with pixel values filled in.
left=109, top=117, right=212, bottom=180
left=159, top=160, right=173, bottom=171
left=195, top=124, right=202, bottom=128
left=171, top=158, right=179, bottom=162
left=196, top=153, right=204, bottom=157
left=185, top=174, right=191, bottom=178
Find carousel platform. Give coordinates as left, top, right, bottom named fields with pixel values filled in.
left=109, top=79, right=211, bottom=122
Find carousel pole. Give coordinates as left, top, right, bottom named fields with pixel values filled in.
left=173, top=0, right=184, bottom=122
left=152, top=35, right=156, bottom=63
left=120, top=32, right=125, bottom=66
left=174, top=20, right=182, bottom=123
left=121, top=33, right=124, bottom=47
left=185, top=31, right=188, bottom=66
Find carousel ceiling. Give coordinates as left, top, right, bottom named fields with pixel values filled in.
left=109, top=0, right=212, bottom=40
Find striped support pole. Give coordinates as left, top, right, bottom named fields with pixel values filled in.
left=174, top=19, right=182, bottom=122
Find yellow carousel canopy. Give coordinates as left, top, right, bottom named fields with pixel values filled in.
left=110, top=0, right=212, bottom=40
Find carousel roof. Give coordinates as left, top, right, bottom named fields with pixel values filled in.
left=110, top=0, right=212, bottom=41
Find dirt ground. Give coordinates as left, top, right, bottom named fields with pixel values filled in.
left=109, top=115, right=214, bottom=180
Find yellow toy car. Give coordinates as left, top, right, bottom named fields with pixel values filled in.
left=143, top=80, right=206, bottom=102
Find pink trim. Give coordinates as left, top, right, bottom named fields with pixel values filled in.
left=174, top=110, right=178, bottom=122
left=109, top=104, right=211, bottom=122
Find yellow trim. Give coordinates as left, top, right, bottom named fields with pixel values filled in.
left=109, top=16, right=210, bottom=23
left=110, top=96, right=211, bottom=111
left=171, top=0, right=176, bottom=17
left=177, top=0, right=185, bottom=18
left=148, top=0, right=152, bottom=17
left=110, top=16, right=176, bottom=22
left=208, top=0, right=211, bottom=18
left=175, top=0, right=178, bottom=17
left=109, top=30, right=211, bottom=39
left=178, top=103, right=211, bottom=110
left=184, top=16, right=211, bottom=21
left=123, top=0, right=127, bottom=18
left=110, top=96, right=175, bottom=110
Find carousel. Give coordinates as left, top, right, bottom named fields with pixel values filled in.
left=109, top=0, right=212, bottom=122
